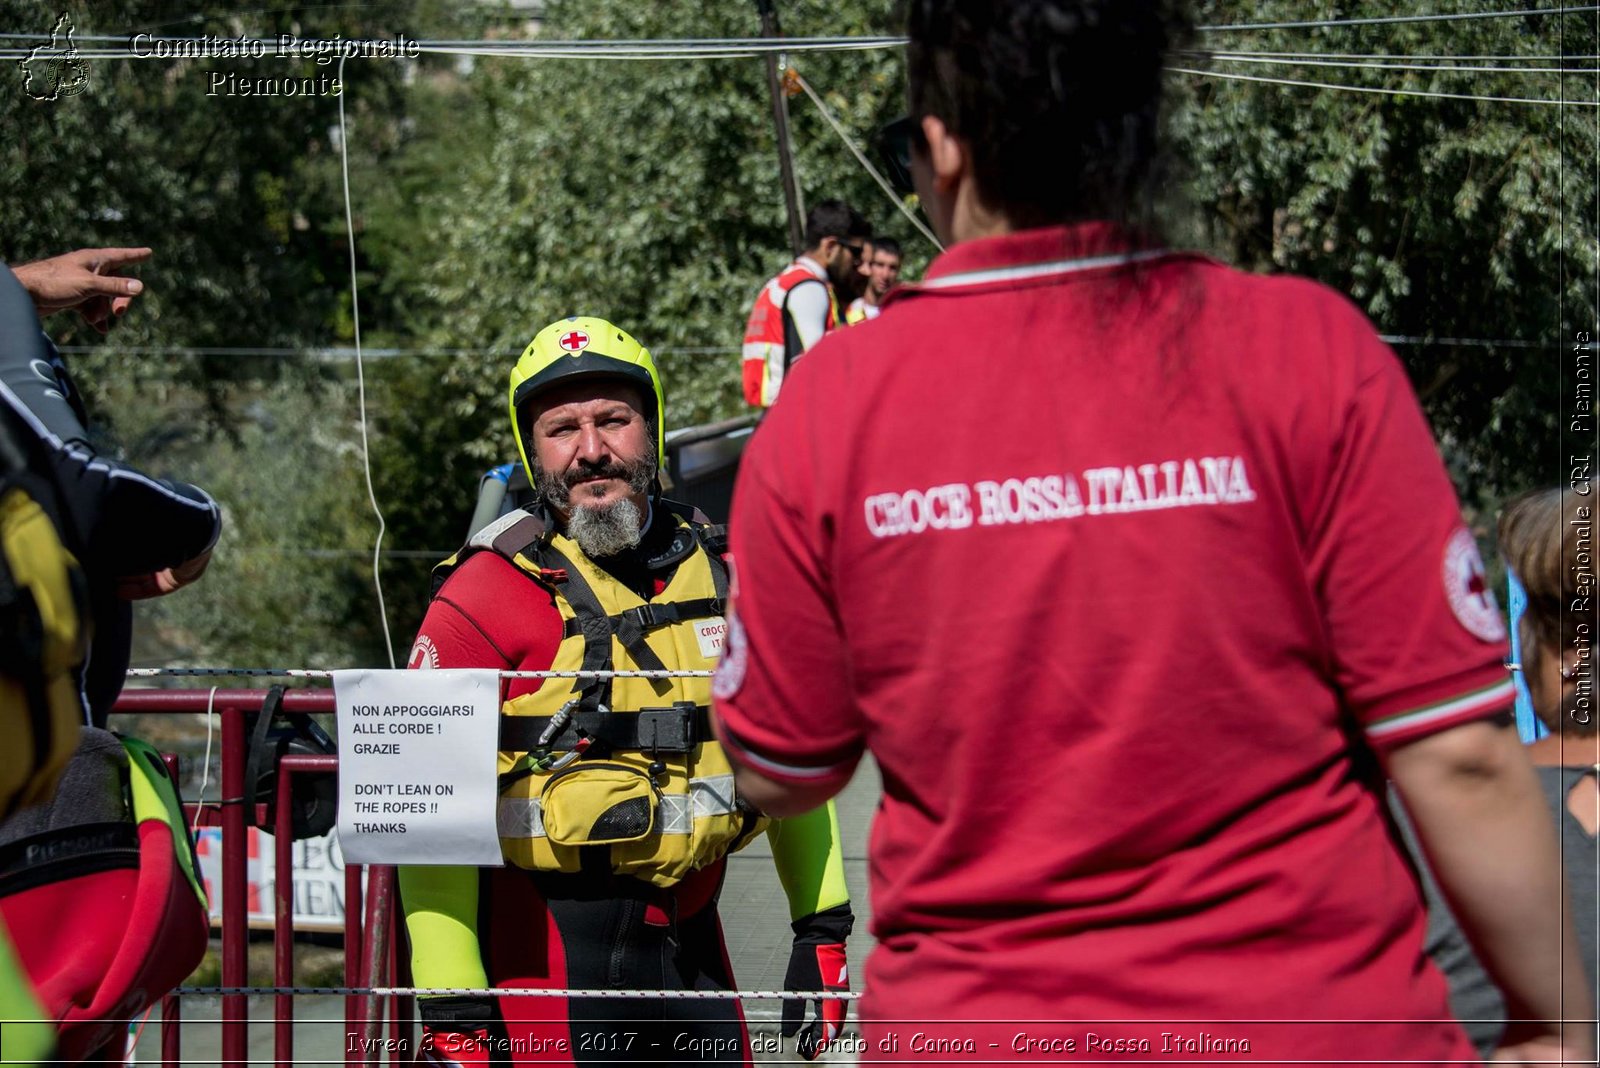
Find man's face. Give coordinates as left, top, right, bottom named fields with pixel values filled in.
left=823, top=236, right=867, bottom=299
left=528, top=379, right=655, bottom=523
left=856, top=240, right=876, bottom=284
left=867, top=250, right=901, bottom=300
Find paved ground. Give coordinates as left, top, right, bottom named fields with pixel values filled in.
left=132, top=760, right=883, bottom=1065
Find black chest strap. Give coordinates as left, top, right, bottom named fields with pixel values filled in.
left=534, top=542, right=664, bottom=698
left=501, top=702, right=710, bottom=755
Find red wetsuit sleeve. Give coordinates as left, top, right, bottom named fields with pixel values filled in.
left=714, top=352, right=864, bottom=791
left=407, top=552, right=563, bottom=697
left=1306, top=306, right=1514, bottom=749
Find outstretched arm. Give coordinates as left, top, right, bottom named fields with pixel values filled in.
left=13, top=247, right=151, bottom=333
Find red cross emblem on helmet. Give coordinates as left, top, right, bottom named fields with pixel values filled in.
left=558, top=330, right=590, bottom=353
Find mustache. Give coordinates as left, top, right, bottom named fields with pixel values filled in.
left=562, top=461, right=631, bottom=488
left=536, top=454, right=654, bottom=508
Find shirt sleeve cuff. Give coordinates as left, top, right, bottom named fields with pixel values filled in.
left=1359, top=667, right=1518, bottom=749
left=715, top=708, right=861, bottom=789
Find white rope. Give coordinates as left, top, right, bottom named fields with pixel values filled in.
left=56, top=344, right=743, bottom=358
left=59, top=346, right=742, bottom=358
left=1170, top=65, right=1600, bottom=107
left=189, top=686, right=218, bottom=830
left=790, top=72, right=943, bottom=253
left=126, top=668, right=713, bottom=679
left=178, top=985, right=857, bottom=1000
left=337, top=55, right=397, bottom=670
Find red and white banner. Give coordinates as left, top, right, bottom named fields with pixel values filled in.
left=194, top=827, right=359, bottom=932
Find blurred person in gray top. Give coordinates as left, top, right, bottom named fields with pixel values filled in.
left=1502, top=489, right=1599, bottom=1023
left=1395, top=486, right=1600, bottom=1055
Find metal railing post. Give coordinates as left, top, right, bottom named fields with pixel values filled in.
left=360, top=865, right=395, bottom=1067
left=160, top=992, right=180, bottom=1067
left=345, top=862, right=365, bottom=1066
left=112, top=689, right=361, bottom=1064
left=274, top=768, right=297, bottom=1068
left=220, top=702, right=249, bottom=1066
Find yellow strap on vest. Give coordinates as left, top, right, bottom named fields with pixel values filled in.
left=122, top=736, right=207, bottom=910
left=0, top=483, right=87, bottom=821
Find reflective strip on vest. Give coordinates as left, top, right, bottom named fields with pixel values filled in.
left=496, top=773, right=738, bottom=839
left=742, top=259, right=835, bottom=408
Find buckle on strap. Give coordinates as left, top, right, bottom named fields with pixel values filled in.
left=617, top=599, right=724, bottom=633
left=620, top=603, right=674, bottom=630
left=500, top=702, right=707, bottom=755
left=639, top=701, right=700, bottom=753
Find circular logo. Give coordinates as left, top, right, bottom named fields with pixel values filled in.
left=557, top=330, right=590, bottom=353
left=1442, top=528, right=1507, bottom=643
left=712, top=612, right=748, bottom=701
left=407, top=634, right=440, bottom=670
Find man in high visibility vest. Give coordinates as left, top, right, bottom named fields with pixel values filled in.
left=741, top=201, right=870, bottom=408
left=400, top=317, right=853, bottom=1067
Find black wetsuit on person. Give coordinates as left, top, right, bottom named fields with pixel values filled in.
left=0, top=263, right=220, bottom=725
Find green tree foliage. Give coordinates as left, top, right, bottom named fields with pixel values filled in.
left=367, top=0, right=914, bottom=639
left=1175, top=1, right=1598, bottom=505
left=1, top=0, right=475, bottom=666
left=105, top=380, right=387, bottom=668
left=0, top=1, right=432, bottom=409
left=6, top=1, right=1594, bottom=670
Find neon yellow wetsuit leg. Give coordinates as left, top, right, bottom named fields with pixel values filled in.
left=400, top=801, right=848, bottom=979
left=767, top=800, right=849, bottom=920
left=398, top=865, right=490, bottom=988
left=0, top=918, right=54, bottom=1065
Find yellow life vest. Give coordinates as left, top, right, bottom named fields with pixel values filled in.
left=0, top=473, right=88, bottom=822
left=433, top=503, right=768, bottom=888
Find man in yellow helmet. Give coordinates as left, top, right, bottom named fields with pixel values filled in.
left=399, top=317, right=853, bottom=1067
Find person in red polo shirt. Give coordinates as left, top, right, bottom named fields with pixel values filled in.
left=711, top=1, right=1590, bottom=1064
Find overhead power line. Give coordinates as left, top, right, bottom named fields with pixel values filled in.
left=1197, top=54, right=1600, bottom=75
left=1198, top=6, right=1600, bottom=33
left=789, top=70, right=944, bottom=252
left=232, top=547, right=452, bottom=558
left=0, top=34, right=905, bottom=61
left=60, top=338, right=1572, bottom=359
left=1181, top=49, right=1600, bottom=61
left=1170, top=65, right=1600, bottom=106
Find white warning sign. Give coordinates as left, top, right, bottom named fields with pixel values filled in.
left=333, top=668, right=504, bottom=866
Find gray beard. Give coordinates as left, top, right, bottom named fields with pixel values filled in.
left=565, top=496, right=644, bottom=559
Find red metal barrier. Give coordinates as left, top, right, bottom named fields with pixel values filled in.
left=111, top=688, right=406, bottom=1067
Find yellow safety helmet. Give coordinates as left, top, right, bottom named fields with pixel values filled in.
left=508, top=316, right=666, bottom=483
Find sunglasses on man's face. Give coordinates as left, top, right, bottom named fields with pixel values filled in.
left=876, top=115, right=926, bottom=199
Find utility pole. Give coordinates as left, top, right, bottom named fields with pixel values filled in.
left=755, top=0, right=804, bottom=255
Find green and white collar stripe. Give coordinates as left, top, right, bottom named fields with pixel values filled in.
left=917, top=248, right=1172, bottom=291
left=1365, top=676, right=1518, bottom=740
